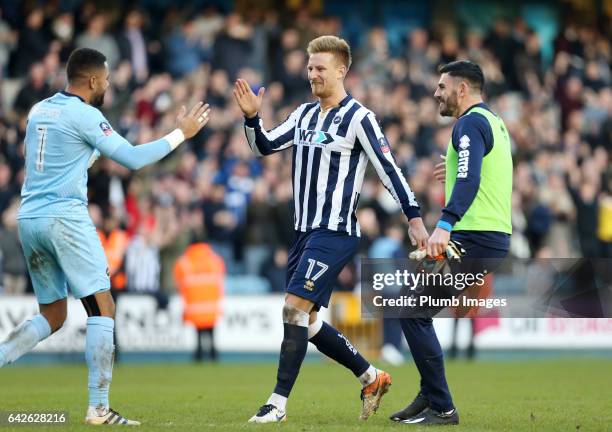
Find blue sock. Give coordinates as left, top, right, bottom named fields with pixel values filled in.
left=0, top=314, right=51, bottom=366
left=309, top=321, right=370, bottom=377
left=399, top=318, right=454, bottom=412
left=86, top=317, right=115, bottom=409
left=273, top=323, right=309, bottom=397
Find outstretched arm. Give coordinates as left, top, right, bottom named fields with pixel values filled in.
left=83, top=102, right=210, bottom=170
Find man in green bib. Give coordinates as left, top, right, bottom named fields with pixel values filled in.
left=390, top=60, right=512, bottom=426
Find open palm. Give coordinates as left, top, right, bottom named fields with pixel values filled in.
left=233, top=79, right=265, bottom=118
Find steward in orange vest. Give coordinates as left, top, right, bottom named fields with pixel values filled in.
left=174, top=243, right=225, bottom=361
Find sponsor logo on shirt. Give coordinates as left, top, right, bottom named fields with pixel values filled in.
left=457, top=135, right=470, bottom=178
left=297, top=128, right=334, bottom=147
left=99, top=121, right=113, bottom=136
left=378, top=136, right=390, bottom=153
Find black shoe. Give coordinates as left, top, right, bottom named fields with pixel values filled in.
left=389, top=392, right=429, bottom=422
left=401, top=407, right=459, bottom=426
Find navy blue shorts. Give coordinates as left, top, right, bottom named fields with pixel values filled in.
left=286, top=229, right=359, bottom=309
left=451, top=231, right=509, bottom=272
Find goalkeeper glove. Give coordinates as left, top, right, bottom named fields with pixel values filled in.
left=409, top=240, right=466, bottom=276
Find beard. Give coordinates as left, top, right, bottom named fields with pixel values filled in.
left=310, top=81, right=329, bottom=98
left=91, top=91, right=105, bottom=108
left=438, top=92, right=458, bottom=117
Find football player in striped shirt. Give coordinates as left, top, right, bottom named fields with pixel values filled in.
left=234, top=35, right=429, bottom=423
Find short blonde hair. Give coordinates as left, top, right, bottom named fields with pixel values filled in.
left=307, top=35, right=352, bottom=69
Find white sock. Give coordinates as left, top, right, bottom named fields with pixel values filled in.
left=358, top=365, right=377, bottom=387
left=266, top=393, right=287, bottom=412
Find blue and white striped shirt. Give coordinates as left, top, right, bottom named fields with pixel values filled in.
left=244, top=94, right=420, bottom=237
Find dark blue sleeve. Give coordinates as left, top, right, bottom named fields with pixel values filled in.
left=357, top=113, right=421, bottom=219
left=243, top=107, right=301, bottom=156
left=438, top=113, right=493, bottom=229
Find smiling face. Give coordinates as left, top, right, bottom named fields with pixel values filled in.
left=434, top=72, right=461, bottom=117
left=307, top=52, right=346, bottom=99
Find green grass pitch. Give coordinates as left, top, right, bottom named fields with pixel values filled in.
left=1, top=359, right=611, bottom=431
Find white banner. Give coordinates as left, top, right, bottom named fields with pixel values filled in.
left=475, top=317, right=612, bottom=349
left=0, top=295, right=330, bottom=353
left=215, top=295, right=285, bottom=352
left=1, top=296, right=611, bottom=352
left=433, top=317, right=612, bottom=349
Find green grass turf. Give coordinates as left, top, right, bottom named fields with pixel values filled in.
left=1, top=359, right=611, bottom=431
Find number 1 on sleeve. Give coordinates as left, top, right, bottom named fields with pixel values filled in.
left=36, top=125, right=47, bottom=172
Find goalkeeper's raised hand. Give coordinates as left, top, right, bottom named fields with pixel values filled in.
left=233, top=78, right=265, bottom=118
left=176, top=101, right=211, bottom=139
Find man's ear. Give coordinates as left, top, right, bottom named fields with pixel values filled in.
left=338, top=65, right=347, bottom=80
left=89, top=75, right=96, bottom=90
left=458, top=80, right=469, bottom=97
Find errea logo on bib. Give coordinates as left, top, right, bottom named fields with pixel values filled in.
left=457, top=135, right=470, bottom=178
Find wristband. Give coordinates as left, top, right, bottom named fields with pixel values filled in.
left=164, top=129, right=185, bottom=150
left=436, top=220, right=453, bottom=232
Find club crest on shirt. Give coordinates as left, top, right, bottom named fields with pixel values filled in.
left=99, top=121, right=113, bottom=136
left=333, top=115, right=342, bottom=125
left=378, top=136, right=390, bottom=153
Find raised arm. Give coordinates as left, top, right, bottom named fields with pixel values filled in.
left=233, top=79, right=298, bottom=156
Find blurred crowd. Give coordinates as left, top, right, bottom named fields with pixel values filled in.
left=0, top=2, right=609, bottom=298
